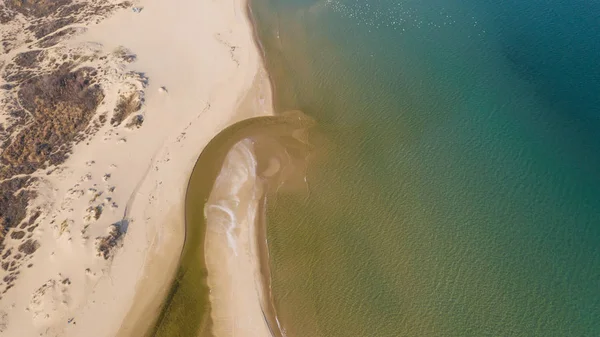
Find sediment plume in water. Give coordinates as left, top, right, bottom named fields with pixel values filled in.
left=151, top=111, right=315, bottom=337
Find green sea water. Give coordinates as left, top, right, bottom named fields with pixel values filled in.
left=250, top=0, right=600, bottom=336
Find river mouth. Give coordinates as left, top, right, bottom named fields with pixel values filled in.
left=151, top=111, right=315, bottom=337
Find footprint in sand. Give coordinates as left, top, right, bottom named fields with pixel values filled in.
left=0, top=310, right=7, bottom=332
left=81, top=173, right=93, bottom=182
left=28, top=277, right=72, bottom=326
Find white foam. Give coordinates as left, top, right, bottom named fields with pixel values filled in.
left=205, top=139, right=260, bottom=257
left=207, top=204, right=238, bottom=256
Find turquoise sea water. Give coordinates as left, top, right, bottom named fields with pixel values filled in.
left=250, top=0, right=600, bottom=336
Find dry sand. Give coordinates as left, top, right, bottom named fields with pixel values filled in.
left=0, top=0, right=273, bottom=335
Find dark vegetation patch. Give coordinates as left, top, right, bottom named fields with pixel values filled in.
left=111, top=91, right=142, bottom=126
left=9, top=231, right=25, bottom=240
left=0, top=178, right=39, bottom=285
left=56, top=2, right=86, bottom=17
left=125, top=114, right=144, bottom=129
left=92, top=205, right=102, bottom=220
left=28, top=16, right=76, bottom=39
left=1, top=249, right=11, bottom=260
left=96, top=223, right=125, bottom=260
left=4, top=0, right=73, bottom=18
left=98, top=112, right=107, bottom=124
left=0, top=5, right=15, bottom=23
left=19, top=212, right=38, bottom=230
left=1, top=66, right=104, bottom=179
left=17, top=239, right=39, bottom=255
left=0, top=177, right=37, bottom=242
left=26, top=211, right=41, bottom=226
left=13, top=50, right=44, bottom=68
left=34, top=27, right=84, bottom=49
left=1, top=63, right=35, bottom=84
left=113, top=47, right=137, bottom=63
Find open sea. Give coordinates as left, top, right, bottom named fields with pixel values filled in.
left=249, top=0, right=600, bottom=336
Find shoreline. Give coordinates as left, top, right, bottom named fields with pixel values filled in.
left=239, top=4, right=283, bottom=335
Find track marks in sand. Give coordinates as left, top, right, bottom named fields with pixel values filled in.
left=52, top=168, right=122, bottom=249
left=215, top=32, right=241, bottom=66
left=28, top=276, right=72, bottom=325
left=23, top=163, right=130, bottom=332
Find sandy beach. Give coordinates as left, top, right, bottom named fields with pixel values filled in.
left=0, top=0, right=272, bottom=336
